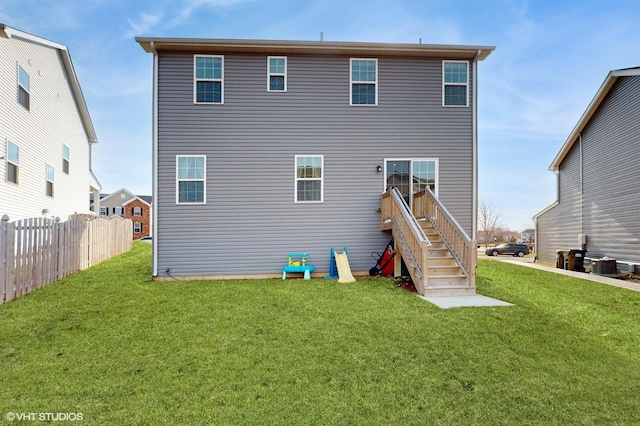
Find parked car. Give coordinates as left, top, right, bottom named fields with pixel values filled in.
left=137, top=236, right=152, bottom=243
left=485, top=243, right=529, bottom=257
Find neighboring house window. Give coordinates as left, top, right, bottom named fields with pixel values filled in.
left=267, top=56, right=287, bottom=92
left=442, top=61, right=469, bottom=107
left=176, top=155, right=206, bottom=204
left=99, top=207, right=107, bottom=216
left=194, top=55, right=223, bottom=104
left=295, top=155, right=323, bottom=203
left=113, top=207, right=124, bottom=216
left=133, top=207, right=142, bottom=216
left=46, top=164, right=54, bottom=197
left=133, top=222, right=142, bottom=233
left=6, top=141, right=19, bottom=184
left=62, top=144, right=70, bottom=174
left=350, top=58, right=377, bottom=106
left=18, top=65, right=30, bottom=110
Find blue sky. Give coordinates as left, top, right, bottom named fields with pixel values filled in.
left=2, top=0, right=639, bottom=230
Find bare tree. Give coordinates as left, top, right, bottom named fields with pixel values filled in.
left=478, top=198, right=502, bottom=247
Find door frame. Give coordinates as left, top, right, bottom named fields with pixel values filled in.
left=383, top=158, right=439, bottom=208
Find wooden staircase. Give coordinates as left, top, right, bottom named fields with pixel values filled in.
left=381, top=188, right=476, bottom=297
left=418, top=220, right=474, bottom=296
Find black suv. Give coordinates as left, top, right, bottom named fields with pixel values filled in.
left=485, top=243, right=529, bottom=257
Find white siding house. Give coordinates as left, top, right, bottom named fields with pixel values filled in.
left=0, top=24, right=101, bottom=221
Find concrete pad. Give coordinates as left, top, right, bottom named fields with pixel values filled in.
left=496, top=259, right=640, bottom=293
left=419, top=294, right=514, bottom=309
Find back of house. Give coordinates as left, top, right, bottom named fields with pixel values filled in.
left=535, top=67, right=640, bottom=272
left=136, top=37, right=494, bottom=279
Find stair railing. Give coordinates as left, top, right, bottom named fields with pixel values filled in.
left=381, top=188, right=431, bottom=293
left=413, top=188, right=476, bottom=285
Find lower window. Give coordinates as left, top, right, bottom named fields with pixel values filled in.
left=176, top=155, right=206, bottom=204
left=295, top=155, right=323, bottom=203
left=46, top=164, right=54, bottom=197
left=133, top=222, right=142, bottom=233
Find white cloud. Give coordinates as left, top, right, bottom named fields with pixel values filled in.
left=124, top=12, right=163, bottom=39
left=173, top=0, right=255, bottom=25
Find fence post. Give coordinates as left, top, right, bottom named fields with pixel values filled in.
left=1, top=215, right=15, bottom=304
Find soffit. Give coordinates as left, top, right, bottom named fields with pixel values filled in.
left=136, top=38, right=495, bottom=61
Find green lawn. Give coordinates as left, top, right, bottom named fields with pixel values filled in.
left=1, top=243, right=640, bottom=425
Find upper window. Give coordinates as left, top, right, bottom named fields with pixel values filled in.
left=443, top=61, right=469, bottom=107
left=267, top=56, right=287, bottom=92
left=194, top=55, right=223, bottom=104
left=46, top=164, right=54, bottom=197
left=133, top=207, right=142, bottom=216
left=6, top=141, right=19, bottom=184
left=18, top=65, right=30, bottom=110
left=176, top=155, right=206, bottom=204
left=350, top=59, right=377, bottom=106
left=99, top=207, right=107, bottom=216
left=295, top=155, right=323, bottom=203
left=113, top=207, right=124, bottom=216
left=63, top=144, right=70, bottom=174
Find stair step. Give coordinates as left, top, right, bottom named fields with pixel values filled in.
left=427, top=257, right=458, bottom=266
left=423, top=287, right=477, bottom=297
left=427, top=265, right=462, bottom=275
left=427, top=275, right=468, bottom=287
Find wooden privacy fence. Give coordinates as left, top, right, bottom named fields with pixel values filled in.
left=0, top=214, right=132, bottom=304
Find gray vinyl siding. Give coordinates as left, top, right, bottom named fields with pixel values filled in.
left=537, top=76, right=640, bottom=264
left=536, top=143, right=582, bottom=263
left=156, top=52, right=475, bottom=276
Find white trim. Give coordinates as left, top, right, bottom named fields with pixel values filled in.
left=193, top=55, right=224, bottom=104
left=350, top=58, right=378, bottom=106
left=62, top=144, right=70, bottom=174
left=6, top=140, right=19, bottom=184
left=45, top=164, right=54, bottom=197
left=17, top=64, right=30, bottom=110
left=1, top=24, right=98, bottom=143
left=294, top=155, right=324, bottom=203
left=267, top=56, right=287, bottom=92
left=442, top=60, right=469, bottom=107
left=549, top=68, right=640, bottom=171
left=123, top=196, right=152, bottom=208
left=472, top=55, right=478, bottom=239
left=152, top=45, right=159, bottom=276
left=99, top=188, right=137, bottom=204
left=176, top=155, right=207, bottom=204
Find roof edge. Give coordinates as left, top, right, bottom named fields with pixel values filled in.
left=135, top=37, right=495, bottom=60
left=549, top=67, right=640, bottom=171
left=1, top=23, right=98, bottom=144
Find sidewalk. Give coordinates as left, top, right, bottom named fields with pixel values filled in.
left=495, top=258, right=640, bottom=293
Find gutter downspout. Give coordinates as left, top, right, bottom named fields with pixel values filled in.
left=472, top=50, right=480, bottom=240
left=579, top=133, right=585, bottom=251
left=151, top=41, right=159, bottom=277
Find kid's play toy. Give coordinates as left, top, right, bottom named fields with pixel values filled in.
left=325, top=247, right=356, bottom=283
left=282, top=253, right=315, bottom=280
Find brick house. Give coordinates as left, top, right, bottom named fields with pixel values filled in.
left=94, top=188, right=152, bottom=239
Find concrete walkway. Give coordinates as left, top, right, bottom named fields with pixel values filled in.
left=421, top=257, right=640, bottom=309
left=495, top=258, right=640, bottom=293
